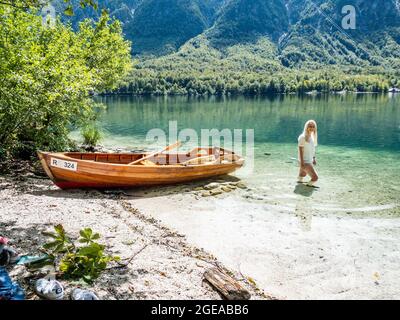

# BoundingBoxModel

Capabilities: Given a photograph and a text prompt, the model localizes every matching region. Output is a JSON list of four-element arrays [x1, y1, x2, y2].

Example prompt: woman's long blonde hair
[[303, 120, 318, 146]]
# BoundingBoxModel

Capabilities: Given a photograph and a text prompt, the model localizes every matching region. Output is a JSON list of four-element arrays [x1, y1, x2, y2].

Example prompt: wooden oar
[[128, 141, 182, 165]]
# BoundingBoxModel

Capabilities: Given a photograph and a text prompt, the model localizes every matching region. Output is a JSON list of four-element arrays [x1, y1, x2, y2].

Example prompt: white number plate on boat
[[50, 158, 78, 171]]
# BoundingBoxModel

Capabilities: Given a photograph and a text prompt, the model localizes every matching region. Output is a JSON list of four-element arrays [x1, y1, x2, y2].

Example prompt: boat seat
[[138, 160, 157, 166], [181, 155, 217, 166]]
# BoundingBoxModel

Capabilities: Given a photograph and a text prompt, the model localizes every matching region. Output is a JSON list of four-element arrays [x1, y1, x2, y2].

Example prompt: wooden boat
[[37, 144, 244, 190]]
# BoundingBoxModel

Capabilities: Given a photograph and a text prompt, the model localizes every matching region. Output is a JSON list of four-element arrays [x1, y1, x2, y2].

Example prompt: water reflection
[[95, 94, 400, 151]]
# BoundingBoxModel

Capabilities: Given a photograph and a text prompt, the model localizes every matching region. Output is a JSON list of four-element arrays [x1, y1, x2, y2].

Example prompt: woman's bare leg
[[304, 164, 318, 182], [298, 167, 307, 182]]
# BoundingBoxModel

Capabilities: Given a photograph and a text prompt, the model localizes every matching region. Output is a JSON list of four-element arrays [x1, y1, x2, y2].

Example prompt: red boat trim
[[55, 181, 125, 190]]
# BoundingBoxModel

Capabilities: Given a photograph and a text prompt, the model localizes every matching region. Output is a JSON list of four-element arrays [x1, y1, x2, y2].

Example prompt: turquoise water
[[73, 94, 400, 216]]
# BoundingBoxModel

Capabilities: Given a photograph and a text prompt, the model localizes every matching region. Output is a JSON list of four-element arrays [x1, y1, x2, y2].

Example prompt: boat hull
[[37, 151, 244, 189]]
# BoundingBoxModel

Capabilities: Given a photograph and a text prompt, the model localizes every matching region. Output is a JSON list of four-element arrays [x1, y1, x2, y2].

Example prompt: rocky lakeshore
[[0, 169, 267, 300], [1, 147, 399, 300]]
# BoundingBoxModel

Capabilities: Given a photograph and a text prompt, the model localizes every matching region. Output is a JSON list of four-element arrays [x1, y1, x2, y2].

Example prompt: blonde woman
[[298, 120, 319, 187]]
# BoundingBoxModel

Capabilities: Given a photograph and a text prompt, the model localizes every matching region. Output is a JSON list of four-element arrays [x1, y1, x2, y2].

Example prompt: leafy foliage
[[0, 6, 132, 158], [81, 124, 103, 146], [43, 225, 120, 283]]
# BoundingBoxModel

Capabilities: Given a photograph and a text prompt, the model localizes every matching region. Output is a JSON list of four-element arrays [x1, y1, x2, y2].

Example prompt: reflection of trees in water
[[95, 94, 400, 151]]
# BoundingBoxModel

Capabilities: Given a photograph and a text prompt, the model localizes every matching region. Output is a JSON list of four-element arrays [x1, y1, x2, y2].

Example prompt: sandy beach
[[2, 162, 400, 300], [126, 173, 400, 300], [0, 173, 265, 300]]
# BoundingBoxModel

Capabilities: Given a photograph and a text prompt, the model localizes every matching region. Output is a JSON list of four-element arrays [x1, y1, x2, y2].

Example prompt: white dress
[[298, 134, 315, 164]]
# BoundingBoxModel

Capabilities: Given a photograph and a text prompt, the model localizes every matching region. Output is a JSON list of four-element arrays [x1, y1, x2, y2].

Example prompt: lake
[[76, 93, 400, 217], [71, 93, 400, 299]]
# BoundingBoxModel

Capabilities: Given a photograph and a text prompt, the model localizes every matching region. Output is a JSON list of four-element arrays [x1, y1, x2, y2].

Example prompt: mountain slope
[[207, 0, 289, 47], [126, 0, 224, 55], [54, 0, 400, 93], [148, 0, 400, 71], [54, 0, 140, 28], [54, 0, 400, 67], [280, 0, 400, 68], [119, 0, 399, 96]]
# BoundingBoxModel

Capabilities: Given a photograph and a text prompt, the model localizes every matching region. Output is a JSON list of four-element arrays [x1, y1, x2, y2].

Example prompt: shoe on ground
[[0, 249, 10, 267], [71, 288, 99, 300], [0, 247, 19, 267], [306, 181, 320, 188], [5, 247, 19, 264], [34, 278, 64, 300]]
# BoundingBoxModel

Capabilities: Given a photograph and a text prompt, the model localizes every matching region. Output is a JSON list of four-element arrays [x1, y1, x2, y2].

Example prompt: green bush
[[43, 225, 120, 283], [0, 147, 6, 162], [81, 125, 103, 147], [0, 6, 132, 159]]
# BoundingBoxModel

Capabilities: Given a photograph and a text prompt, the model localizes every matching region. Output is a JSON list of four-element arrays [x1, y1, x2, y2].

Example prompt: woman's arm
[[313, 143, 317, 165], [299, 146, 305, 167]]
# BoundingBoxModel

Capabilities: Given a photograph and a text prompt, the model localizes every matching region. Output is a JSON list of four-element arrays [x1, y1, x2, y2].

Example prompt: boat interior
[[63, 147, 241, 166]]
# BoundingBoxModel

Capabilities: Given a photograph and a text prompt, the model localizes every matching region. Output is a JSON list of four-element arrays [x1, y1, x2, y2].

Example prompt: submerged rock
[[236, 182, 247, 189], [210, 188, 223, 196], [204, 183, 220, 190], [221, 186, 232, 193], [201, 191, 212, 197]]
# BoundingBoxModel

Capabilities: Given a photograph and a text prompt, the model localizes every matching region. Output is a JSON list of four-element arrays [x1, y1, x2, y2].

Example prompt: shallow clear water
[[73, 94, 400, 217]]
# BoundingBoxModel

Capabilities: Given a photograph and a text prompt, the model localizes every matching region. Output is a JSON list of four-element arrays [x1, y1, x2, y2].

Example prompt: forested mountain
[[53, 0, 400, 94], [280, 0, 400, 68], [54, 0, 140, 28], [55, 0, 226, 55], [206, 0, 289, 47], [55, 0, 400, 65], [125, 0, 225, 55]]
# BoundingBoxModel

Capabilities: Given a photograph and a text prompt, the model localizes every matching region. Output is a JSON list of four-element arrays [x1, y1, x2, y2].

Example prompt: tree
[[0, 6, 132, 158]]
